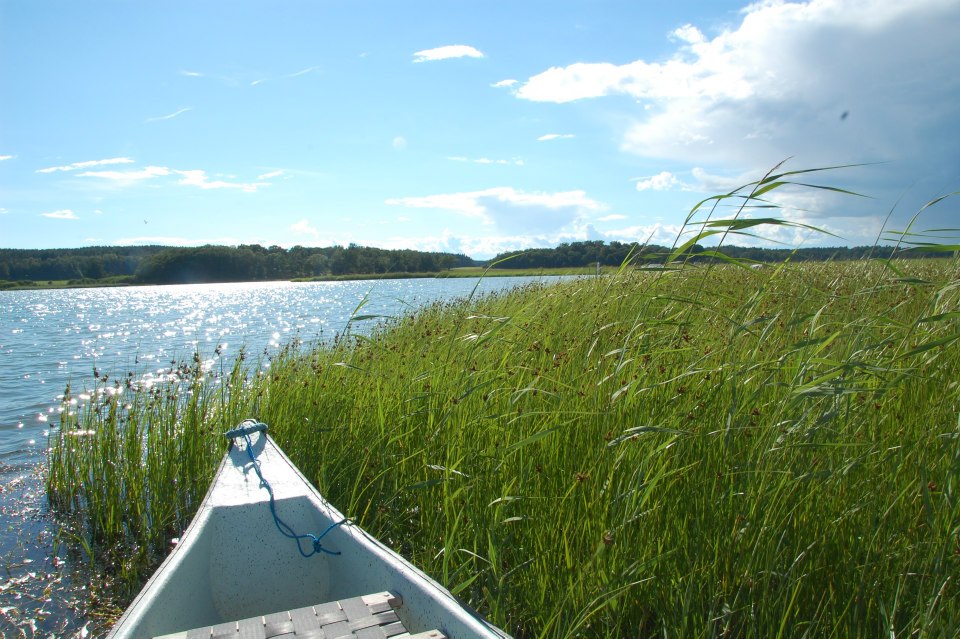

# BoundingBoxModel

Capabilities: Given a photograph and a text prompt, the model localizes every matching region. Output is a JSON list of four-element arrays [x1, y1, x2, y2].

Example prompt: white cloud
[[599, 223, 688, 247], [413, 45, 485, 63], [146, 107, 192, 122], [0, 154, 14, 161], [392, 136, 407, 150], [375, 221, 621, 260], [175, 169, 267, 192], [671, 24, 707, 45], [37, 157, 135, 173], [447, 156, 523, 166], [515, 0, 960, 227], [291, 219, 320, 239], [61, 161, 271, 192], [386, 186, 607, 235], [257, 169, 284, 180], [517, 60, 689, 104], [492, 79, 518, 88], [78, 166, 171, 181], [0, 208, 9, 214], [40, 209, 79, 220], [636, 171, 682, 191], [180, 70, 203, 77], [537, 133, 575, 142], [596, 214, 627, 222]]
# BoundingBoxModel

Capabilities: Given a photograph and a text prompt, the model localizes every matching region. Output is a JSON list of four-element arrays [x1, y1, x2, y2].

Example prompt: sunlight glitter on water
[[0, 276, 570, 635]]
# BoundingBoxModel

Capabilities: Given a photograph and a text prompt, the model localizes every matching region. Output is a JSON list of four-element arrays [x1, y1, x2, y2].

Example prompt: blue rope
[[240, 431, 350, 557]]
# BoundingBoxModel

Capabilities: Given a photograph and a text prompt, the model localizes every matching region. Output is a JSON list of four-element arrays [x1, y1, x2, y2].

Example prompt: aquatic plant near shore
[[47, 352, 260, 593], [47, 168, 960, 637]]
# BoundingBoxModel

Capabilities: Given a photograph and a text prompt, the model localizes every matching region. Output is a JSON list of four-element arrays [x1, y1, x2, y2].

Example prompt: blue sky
[[1, 0, 957, 259]]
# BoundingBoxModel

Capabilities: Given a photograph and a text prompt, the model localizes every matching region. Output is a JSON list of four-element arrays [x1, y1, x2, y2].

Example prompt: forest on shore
[[0, 240, 951, 288], [486, 240, 951, 269], [0, 244, 474, 287]]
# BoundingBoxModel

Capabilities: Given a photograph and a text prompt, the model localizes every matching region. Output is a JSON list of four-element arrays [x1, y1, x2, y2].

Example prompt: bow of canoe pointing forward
[[107, 421, 509, 639]]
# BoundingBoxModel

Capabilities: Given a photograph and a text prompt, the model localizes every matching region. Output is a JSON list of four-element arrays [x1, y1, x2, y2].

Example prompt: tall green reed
[[47, 166, 959, 637], [47, 352, 258, 595]]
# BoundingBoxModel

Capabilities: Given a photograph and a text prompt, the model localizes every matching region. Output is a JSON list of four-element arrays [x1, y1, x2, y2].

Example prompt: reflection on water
[[0, 276, 567, 637]]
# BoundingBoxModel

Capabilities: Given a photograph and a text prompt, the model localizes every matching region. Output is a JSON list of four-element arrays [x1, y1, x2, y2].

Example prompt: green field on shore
[[49, 255, 960, 637], [0, 275, 137, 290]]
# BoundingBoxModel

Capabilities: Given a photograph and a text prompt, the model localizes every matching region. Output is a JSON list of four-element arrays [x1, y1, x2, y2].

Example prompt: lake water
[[0, 277, 563, 637]]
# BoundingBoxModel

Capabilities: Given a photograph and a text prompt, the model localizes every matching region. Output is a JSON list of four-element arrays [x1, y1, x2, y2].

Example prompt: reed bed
[[48, 172, 960, 637], [49, 258, 960, 637]]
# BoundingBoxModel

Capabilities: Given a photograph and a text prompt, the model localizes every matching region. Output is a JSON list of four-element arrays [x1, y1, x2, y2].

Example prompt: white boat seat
[[152, 591, 446, 639]]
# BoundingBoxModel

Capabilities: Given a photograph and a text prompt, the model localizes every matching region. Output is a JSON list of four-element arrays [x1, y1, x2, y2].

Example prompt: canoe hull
[[107, 431, 507, 639]]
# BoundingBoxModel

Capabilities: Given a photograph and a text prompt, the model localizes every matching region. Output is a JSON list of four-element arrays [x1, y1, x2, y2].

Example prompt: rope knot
[[312, 537, 341, 556]]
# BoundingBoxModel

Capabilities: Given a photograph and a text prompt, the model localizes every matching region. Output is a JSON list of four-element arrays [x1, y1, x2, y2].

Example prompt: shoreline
[[0, 266, 607, 291]]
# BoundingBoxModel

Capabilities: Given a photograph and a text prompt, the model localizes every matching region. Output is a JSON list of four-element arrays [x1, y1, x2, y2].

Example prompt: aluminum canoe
[[107, 423, 509, 639]]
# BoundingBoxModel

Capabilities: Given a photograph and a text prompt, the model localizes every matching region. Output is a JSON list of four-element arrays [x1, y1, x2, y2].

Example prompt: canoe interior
[[107, 432, 506, 639]]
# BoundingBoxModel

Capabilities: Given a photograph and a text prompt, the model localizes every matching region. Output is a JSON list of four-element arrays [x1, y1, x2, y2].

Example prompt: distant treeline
[[134, 244, 474, 283], [1, 241, 952, 287], [0, 244, 475, 285], [0, 246, 168, 282], [488, 241, 954, 269]]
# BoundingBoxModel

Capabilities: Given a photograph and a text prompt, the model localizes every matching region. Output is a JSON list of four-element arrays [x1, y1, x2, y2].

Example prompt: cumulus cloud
[[671, 23, 707, 45], [375, 220, 625, 260], [37, 157, 135, 173], [614, 0, 960, 168], [291, 219, 321, 239], [492, 79, 518, 88], [146, 107, 192, 122], [635, 171, 682, 191], [413, 45, 484, 63], [515, 0, 960, 227], [598, 222, 688, 247], [386, 187, 607, 236], [40, 209, 79, 220], [537, 133, 575, 142]]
